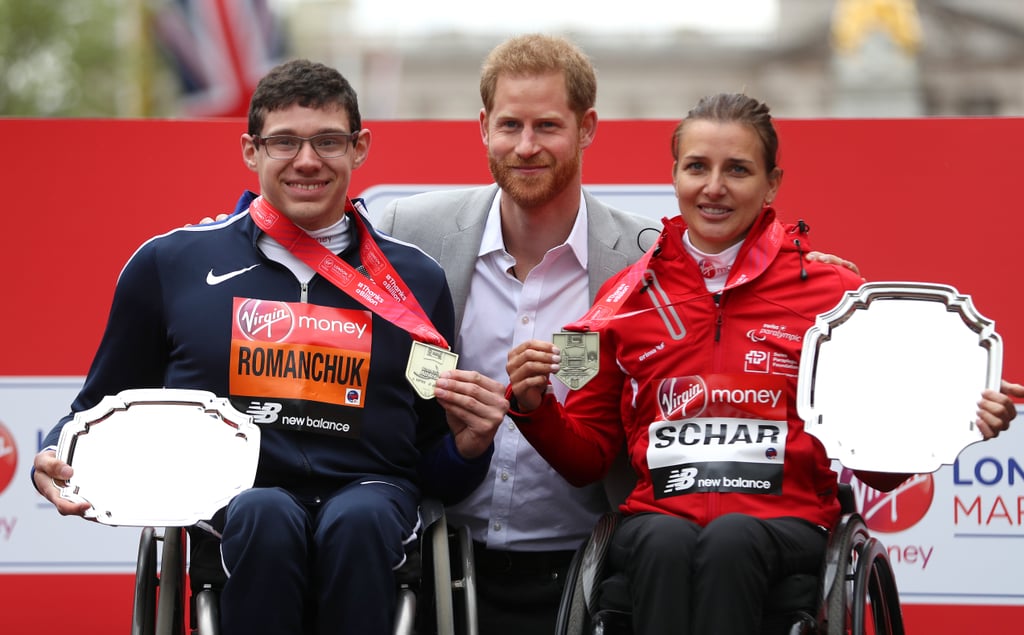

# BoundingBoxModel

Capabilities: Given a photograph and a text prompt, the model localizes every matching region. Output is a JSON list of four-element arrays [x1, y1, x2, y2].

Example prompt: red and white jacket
[[514, 209, 893, 530]]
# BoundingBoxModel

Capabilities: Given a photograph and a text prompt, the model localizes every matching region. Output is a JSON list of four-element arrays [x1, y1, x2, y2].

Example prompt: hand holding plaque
[[796, 282, 1002, 473], [56, 388, 261, 526]]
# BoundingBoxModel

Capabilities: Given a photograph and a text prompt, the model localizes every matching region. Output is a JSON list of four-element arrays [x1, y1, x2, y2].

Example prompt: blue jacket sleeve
[[407, 254, 494, 504], [419, 434, 494, 505]]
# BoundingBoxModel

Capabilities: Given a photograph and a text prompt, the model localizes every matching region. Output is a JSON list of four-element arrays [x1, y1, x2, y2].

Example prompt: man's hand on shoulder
[[185, 213, 230, 227], [805, 251, 862, 278]]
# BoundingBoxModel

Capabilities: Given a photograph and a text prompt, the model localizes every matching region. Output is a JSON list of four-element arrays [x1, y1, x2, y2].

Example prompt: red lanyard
[[562, 233, 664, 333], [563, 215, 783, 333], [249, 196, 450, 349]]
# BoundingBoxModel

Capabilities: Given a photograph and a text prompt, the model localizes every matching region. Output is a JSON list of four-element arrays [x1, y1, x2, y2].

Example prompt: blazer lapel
[[584, 191, 633, 303], [438, 186, 497, 334]]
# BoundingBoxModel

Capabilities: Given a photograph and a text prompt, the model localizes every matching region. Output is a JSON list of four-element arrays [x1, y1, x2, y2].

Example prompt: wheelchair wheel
[[193, 587, 220, 635], [429, 508, 456, 634], [821, 514, 904, 635], [453, 524, 479, 635], [156, 527, 187, 635], [132, 526, 189, 635], [132, 527, 159, 635], [554, 546, 590, 635], [554, 512, 621, 635], [822, 513, 867, 635], [852, 536, 904, 635]]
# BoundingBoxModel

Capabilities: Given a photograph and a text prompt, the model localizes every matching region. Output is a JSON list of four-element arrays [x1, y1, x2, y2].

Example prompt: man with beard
[[374, 34, 655, 634], [375, 33, 861, 634]]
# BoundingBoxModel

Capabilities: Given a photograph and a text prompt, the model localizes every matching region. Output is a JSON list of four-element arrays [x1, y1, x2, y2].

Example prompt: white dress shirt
[[446, 190, 609, 551]]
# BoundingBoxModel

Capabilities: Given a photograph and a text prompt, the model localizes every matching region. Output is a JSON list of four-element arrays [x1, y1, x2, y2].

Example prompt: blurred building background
[[1, 0, 1022, 119]]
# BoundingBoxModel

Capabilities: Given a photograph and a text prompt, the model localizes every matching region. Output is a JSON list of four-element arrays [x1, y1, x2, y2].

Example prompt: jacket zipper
[[709, 291, 725, 520], [712, 292, 725, 343]]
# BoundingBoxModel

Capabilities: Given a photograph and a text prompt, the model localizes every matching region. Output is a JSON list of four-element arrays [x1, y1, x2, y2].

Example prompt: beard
[[488, 145, 581, 209]]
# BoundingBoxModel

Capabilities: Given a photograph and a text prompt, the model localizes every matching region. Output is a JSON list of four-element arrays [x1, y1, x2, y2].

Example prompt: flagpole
[[124, 0, 156, 117]]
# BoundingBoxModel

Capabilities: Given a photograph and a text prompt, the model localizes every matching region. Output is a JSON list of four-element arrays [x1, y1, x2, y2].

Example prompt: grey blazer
[[375, 184, 659, 335], [375, 185, 657, 507]]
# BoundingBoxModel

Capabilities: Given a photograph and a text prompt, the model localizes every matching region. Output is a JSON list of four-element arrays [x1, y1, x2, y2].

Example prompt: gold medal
[[552, 331, 599, 390], [405, 341, 459, 400]]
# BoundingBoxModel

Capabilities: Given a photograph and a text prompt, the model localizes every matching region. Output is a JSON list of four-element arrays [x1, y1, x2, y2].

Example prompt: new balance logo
[[245, 401, 282, 423]]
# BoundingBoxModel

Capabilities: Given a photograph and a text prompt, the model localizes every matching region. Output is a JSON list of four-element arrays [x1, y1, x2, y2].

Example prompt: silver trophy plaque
[[797, 282, 1002, 473], [56, 388, 261, 526]]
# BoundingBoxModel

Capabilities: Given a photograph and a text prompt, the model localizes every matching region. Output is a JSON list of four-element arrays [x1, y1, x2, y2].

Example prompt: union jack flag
[[153, 0, 287, 118]]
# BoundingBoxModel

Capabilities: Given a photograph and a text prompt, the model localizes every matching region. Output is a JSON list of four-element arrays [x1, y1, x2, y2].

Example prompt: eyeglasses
[[253, 132, 360, 160]]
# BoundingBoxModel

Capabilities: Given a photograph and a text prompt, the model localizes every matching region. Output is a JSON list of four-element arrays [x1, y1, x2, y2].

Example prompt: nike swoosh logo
[[206, 264, 260, 286]]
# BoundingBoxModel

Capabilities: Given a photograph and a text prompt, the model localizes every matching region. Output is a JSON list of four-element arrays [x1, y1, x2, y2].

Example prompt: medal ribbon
[[563, 213, 784, 333], [249, 195, 449, 349], [562, 234, 663, 333]]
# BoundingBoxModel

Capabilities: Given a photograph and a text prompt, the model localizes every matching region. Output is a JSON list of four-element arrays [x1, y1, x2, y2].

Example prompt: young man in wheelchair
[[505, 92, 1022, 634], [31, 59, 508, 634]]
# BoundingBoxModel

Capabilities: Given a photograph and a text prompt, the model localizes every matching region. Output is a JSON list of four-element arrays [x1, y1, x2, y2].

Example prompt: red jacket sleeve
[[510, 336, 629, 487]]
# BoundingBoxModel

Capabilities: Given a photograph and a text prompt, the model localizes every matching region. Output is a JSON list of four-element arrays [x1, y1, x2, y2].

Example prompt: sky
[[345, 0, 779, 35]]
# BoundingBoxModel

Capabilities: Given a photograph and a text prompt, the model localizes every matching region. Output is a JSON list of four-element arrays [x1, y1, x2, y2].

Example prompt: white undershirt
[[257, 215, 352, 283], [682, 230, 742, 293]]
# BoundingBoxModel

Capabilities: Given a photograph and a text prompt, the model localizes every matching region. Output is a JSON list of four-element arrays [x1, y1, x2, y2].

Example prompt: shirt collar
[[478, 188, 590, 269]]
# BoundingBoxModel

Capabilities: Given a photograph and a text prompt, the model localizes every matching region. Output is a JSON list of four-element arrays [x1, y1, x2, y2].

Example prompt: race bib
[[228, 298, 372, 438], [646, 374, 788, 498]]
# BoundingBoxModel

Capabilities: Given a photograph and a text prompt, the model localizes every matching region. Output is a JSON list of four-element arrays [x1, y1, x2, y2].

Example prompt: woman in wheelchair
[[505, 92, 1020, 635]]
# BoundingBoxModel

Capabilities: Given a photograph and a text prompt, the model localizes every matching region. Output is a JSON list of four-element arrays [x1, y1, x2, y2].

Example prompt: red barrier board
[[1, 117, 1021, 633]]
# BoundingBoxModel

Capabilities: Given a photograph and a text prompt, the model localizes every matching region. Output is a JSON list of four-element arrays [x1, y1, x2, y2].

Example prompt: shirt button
[[520, 315, 530, 325], [507, 422, 517, 431], [501, 471, 510, 481], [493, 522, 502, 531]]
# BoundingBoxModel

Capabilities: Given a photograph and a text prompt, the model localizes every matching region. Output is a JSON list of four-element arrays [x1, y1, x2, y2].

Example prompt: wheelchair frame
[[554, 486, 905, 635], [129, 499, 478, 635], [819, 511, 904, 635]]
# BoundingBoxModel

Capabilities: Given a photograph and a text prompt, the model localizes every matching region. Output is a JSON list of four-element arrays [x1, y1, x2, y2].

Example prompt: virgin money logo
[[697, 259, 729, 279], [841, 468, 934, 533], [657, 376, 707, 420], [236, 299, 295, 343], [0, 421, 17, 496]]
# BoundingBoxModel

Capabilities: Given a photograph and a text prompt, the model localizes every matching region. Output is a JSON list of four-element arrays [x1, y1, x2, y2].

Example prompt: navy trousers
[[219, 481, 418, 635]]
